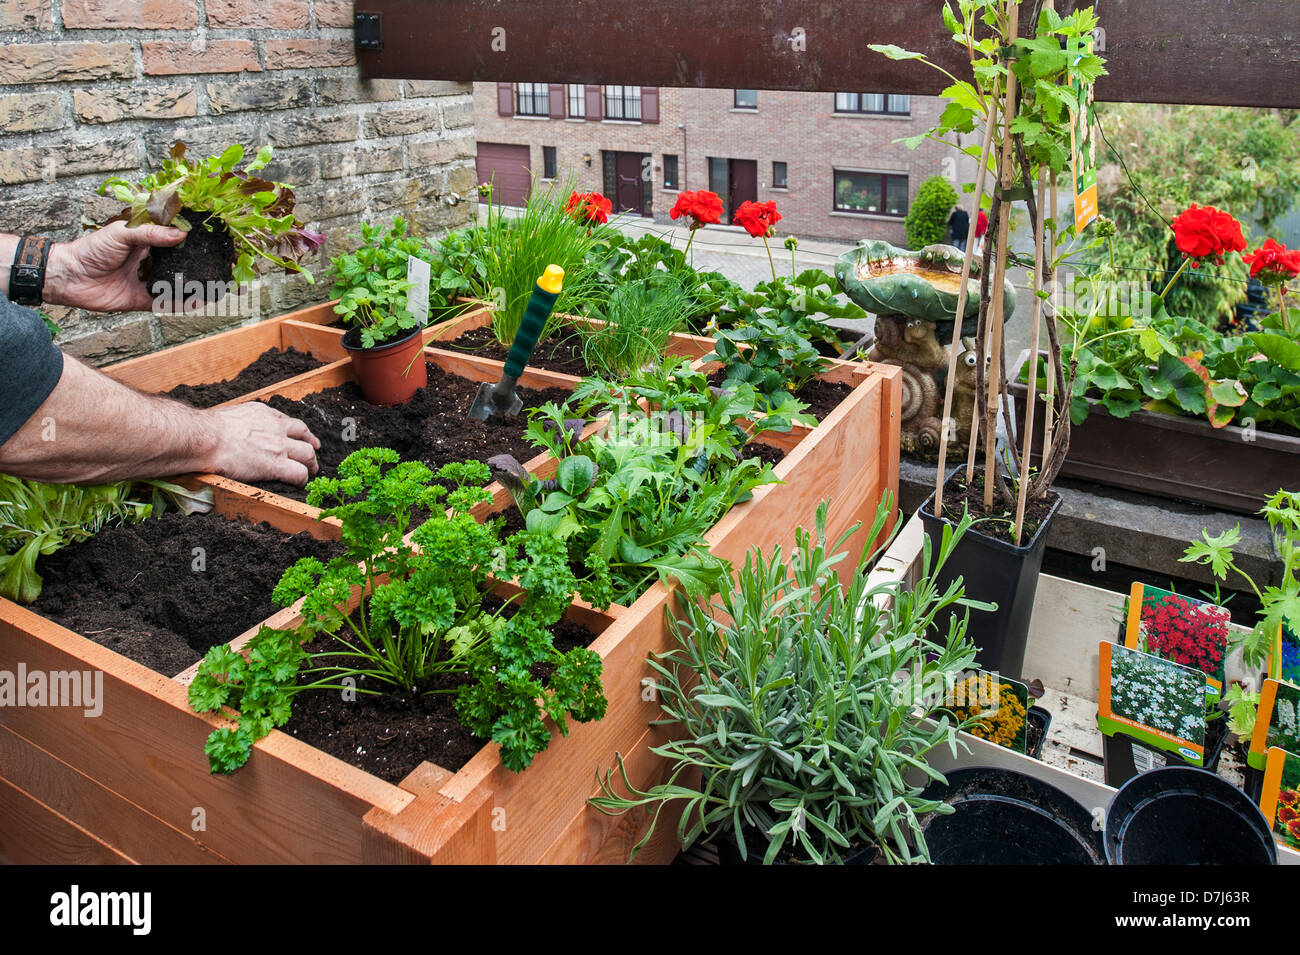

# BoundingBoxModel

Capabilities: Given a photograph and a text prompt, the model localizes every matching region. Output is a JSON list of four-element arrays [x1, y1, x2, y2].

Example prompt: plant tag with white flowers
[[1248, 679, 1300, 771], [1098, 641, 1208, 766], [406, 254, 431, 327]]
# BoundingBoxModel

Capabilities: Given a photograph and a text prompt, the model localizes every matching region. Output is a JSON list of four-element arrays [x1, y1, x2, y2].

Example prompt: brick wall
[[0, 1, 477, 365], [474, 84, 961, 246]]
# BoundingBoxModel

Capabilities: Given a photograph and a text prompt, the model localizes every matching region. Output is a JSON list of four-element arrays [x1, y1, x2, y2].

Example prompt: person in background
[[975, 208, 989, 256], [0, 223, 321, 485], [948, 205, 970, 251]]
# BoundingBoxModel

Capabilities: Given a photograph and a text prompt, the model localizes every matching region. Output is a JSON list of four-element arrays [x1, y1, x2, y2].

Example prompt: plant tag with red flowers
[[1248, 679, 1300, 772], [1123, 582, 1229, 706], [1259, 746, 1300, 851], [1098, 642, 1209, 765]]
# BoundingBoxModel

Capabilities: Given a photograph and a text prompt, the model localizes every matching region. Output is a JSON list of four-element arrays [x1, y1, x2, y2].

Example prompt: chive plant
[[462, 178, 608, 346], [582, 274, 690, 379]]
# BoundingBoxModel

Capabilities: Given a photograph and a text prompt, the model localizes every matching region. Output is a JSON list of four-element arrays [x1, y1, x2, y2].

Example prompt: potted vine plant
[[589, 497, 990, 865], [98, 142, 324, 305], [327, 220, 432, 405], [873, 0, 1107, 678]]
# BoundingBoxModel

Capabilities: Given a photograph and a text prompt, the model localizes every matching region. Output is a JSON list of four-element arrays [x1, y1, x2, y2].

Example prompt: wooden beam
[[357, 0, 1300, 108]]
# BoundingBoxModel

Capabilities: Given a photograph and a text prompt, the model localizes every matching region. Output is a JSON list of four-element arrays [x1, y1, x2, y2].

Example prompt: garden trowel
[[468, 264, 564, 420]]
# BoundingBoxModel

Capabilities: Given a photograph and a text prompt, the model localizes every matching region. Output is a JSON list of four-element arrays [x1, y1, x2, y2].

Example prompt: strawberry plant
[[328, 218, 473, 347], [703, 315, 829, 410], [188, 449, 606, 775], [99, 142, 324, 284]]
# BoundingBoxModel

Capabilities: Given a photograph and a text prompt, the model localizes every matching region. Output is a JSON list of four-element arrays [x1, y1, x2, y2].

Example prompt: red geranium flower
[[1171, 204, 1246, 268], [1243, 238, 1300, 288], [734, 199, 782, 239], [563, 191, 612, 225], [669, 190, 724, 231]]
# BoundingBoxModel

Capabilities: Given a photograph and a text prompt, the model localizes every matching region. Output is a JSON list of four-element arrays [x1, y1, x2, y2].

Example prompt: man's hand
[[43, 221, 185, 313], [204, 402, 322, 487]]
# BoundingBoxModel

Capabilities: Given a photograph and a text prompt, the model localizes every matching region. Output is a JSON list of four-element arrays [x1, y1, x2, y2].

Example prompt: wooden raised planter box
[[871, 511, 1300, 865], [0, 306, 901, 865], [1010, 379, 1300, 515]]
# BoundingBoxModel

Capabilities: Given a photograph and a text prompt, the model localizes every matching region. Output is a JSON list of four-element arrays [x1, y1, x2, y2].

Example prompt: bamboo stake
[[933, 107, 998, 519], [1042, 180, 1058, 489], [982, 0, 1019, 513], [1014, 164, 1048, 545]]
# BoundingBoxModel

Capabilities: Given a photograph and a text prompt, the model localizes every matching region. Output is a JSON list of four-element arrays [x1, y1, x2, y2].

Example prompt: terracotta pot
[[341, 325, 427, 406]]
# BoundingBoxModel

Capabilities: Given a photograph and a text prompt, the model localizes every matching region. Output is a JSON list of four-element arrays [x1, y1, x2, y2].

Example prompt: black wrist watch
[[10, 235, 53, 306]]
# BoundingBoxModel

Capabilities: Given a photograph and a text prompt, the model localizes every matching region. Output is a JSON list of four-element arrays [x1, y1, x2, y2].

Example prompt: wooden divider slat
[[0, 777, 133, 865], [0, 724, 230, 864]]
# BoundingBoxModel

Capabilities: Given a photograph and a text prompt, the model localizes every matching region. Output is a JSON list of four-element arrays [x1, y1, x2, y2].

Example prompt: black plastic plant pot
[[713, 828, 878, 866], [919, 470, 1063, 680], [919, 767, 1105, 864], [1100, 712, 1229, 788], [1027, 705, 1053, 760], [1105, 766, 1276, 865]]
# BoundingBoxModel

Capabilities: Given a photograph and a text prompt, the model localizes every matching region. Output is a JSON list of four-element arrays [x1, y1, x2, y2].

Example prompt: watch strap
[[11, 235, 53, 306]]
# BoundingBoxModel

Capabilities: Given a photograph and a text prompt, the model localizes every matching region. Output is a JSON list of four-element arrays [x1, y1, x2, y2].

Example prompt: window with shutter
[[603, 86, 641, 120], [514, 83, 549, 117], [567, 84, 585, 118]]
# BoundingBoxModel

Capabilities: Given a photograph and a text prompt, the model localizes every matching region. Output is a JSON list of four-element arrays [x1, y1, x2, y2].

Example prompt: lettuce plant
[[490, 360, 805, 607], [99, 142, 324, 284]]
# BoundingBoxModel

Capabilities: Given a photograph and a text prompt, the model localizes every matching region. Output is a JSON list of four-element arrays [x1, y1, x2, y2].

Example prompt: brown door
[[613, 151, 647, 216], [729, 159, 758, 214], [475, 142, 531, 206]]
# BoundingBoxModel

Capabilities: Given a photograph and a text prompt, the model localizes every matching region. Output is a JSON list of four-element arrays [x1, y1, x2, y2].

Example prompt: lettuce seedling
[[99, 142, 324, 285]]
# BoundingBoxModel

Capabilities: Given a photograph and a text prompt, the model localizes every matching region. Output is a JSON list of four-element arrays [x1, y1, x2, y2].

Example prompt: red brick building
[[474, 83, 963, 245]]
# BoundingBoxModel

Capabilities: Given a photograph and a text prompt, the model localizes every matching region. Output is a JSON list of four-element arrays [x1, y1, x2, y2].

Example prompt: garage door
[[476, 142, 531, 207]]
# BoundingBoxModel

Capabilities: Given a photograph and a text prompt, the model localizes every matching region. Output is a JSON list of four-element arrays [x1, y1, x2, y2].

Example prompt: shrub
[[904, 175, 959, 250]]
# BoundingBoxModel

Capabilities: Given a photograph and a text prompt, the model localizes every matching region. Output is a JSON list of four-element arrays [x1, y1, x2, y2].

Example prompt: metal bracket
[[354, 12, 383, 51]]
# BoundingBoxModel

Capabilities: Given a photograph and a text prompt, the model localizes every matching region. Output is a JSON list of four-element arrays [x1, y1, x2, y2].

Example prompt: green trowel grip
[[504, 283, 559, 379]]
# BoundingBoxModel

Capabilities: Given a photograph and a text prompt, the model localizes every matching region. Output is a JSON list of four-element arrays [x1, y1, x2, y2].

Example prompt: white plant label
[[406, 254, 431, 327]]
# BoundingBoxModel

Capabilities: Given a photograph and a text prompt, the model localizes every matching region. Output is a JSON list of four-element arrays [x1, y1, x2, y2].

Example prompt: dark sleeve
[[0, 295, 65, 446]]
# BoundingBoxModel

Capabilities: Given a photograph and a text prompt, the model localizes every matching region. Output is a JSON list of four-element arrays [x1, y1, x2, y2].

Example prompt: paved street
[[615, 216, 1037, 362]]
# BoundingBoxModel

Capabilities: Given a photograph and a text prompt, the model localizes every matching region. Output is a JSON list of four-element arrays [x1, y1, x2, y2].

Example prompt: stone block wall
[[0, 0, 477, 364]]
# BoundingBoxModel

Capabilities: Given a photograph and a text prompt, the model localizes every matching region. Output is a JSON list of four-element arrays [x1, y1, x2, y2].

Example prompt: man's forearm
[[0, 355, 219, 483]]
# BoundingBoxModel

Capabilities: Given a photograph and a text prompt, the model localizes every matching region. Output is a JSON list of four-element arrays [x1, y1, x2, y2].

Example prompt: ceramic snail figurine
[[836, 240, 1016, 456]]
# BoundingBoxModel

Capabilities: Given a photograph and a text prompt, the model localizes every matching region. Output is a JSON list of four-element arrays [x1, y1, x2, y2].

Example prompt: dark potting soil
[[941, 470, 1058, 547], [707, 372, 851, 422], [250, 365, 571, 502], [162, 347, 326, 408], [281, 597, 600, 782], [146, 209, 235, 304], [31, 511, 346, 676], [446, 325, 592, 378]]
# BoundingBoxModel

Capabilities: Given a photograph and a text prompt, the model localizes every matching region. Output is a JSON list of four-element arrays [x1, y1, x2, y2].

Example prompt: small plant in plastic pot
[[328, 220, 430, 406]]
